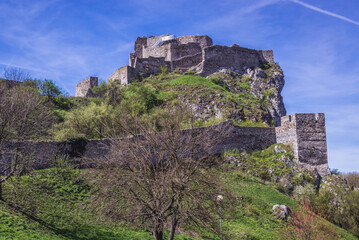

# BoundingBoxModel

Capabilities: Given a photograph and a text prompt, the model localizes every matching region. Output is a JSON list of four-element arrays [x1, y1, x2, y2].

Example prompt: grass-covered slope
[[0, 164, 356, 239]]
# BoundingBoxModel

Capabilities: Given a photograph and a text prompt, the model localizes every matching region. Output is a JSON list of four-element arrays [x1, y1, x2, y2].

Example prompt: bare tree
[[0, 82, 54, 199], [2, 67, 31, 82], [89, 105, 233, 240]]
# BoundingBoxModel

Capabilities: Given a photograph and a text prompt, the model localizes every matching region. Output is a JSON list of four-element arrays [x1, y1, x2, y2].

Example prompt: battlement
[[75, 77, 98, 97]]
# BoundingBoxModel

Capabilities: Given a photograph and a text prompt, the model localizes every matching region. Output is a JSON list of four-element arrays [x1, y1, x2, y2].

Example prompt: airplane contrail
[[291, 0, 359, 26]]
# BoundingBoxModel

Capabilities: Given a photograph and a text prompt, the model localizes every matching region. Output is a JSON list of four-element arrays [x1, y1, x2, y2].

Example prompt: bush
[[281, 199, 338, 240], [313, 175, 359, 236], [54, 102, 119, 140], [122, 84, 162, 114], [292, 184, 316, 202], [344, 172, 359, 188]]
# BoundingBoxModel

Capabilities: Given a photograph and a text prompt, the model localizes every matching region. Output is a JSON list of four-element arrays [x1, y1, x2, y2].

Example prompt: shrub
[[313, 175, 359, 236], [281, 199, 338, 240], [344, 172, 359, 188], [292, 184, 317, 202], [160, 65, 168, 75], [261, 63, 271, 70], [54, 102, 119, 140]]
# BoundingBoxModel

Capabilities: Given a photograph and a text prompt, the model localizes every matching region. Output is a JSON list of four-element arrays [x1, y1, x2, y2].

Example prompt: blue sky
[[0, 0, 358, 172]]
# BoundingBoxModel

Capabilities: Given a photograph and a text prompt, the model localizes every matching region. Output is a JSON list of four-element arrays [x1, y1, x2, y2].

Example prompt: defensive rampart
[[0, 114, 330, 176]]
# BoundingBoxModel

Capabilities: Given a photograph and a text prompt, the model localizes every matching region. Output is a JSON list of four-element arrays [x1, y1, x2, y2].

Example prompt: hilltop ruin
[[75, 34, 274, 96]]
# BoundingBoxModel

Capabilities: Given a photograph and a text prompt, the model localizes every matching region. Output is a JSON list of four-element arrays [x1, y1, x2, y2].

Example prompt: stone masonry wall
[[75, 77, 98, 97], [171, 53, 203, 71], [0, 115, 330, 176], [295, 113, 329, 175], [134, 35, 213, 62], [108, 66, 139, 85], [199, 45, 274, 76], [276, 115, 299, 160], [170, 42, 202, 60], [275, 113, 329, 176], [0, 122, 276, 172], [176, 35, 213, 48], [107, 34, 276, 85]]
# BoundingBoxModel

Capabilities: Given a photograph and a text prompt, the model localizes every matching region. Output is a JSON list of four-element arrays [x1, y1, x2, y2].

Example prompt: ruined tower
[[275, 113, 329, 176], [75, 77, 98, 97]]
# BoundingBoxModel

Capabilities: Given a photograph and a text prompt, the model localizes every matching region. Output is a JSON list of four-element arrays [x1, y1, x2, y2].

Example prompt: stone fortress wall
[[276, 113, 329, 175], [81, 34, 274, 88], [75, 34, 275, 94], [0, 114, 330, 176], [75, 77, 98, 97]]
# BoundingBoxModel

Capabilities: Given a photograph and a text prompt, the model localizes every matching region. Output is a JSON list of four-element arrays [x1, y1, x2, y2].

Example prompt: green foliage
[[186, 69, 195, 75], [235, 119, 268, 127], [24, 78, 67, 97], [160, 65, 168, 75], [54, 102, 118, 140], [91, 81, 108, 97], [264, 88, 275, 98], [0, 166, 356, 240], [1, 168, 153, 240], [121, 84, 163, 115], [313, 176, 359, 237], [166, 75, 225, 91], [219, 169, 296, 239], [224, 144, 294, 181], [292, 184, 317, 202], [344, 172, 359, 188], [261, 63, 271, 70]]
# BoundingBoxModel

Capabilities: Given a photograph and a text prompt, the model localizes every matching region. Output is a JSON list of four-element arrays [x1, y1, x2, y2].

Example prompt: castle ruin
[[75, 77, 98, 97], [0, 113, 330, 176], [109, 34, 274, 84], [64, 35, 330, 176], [75, 34, 275, 94]]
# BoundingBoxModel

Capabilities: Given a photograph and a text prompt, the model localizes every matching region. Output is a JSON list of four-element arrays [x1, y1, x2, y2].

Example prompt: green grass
[[221, 170, 295, 239], [0, 164, 356, 239], [165, 75, 225, 92], [0, 168, 198, 240]]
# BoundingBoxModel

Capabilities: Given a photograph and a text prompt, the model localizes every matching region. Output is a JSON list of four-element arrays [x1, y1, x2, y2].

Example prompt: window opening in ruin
[[311, 147, 316, 154]]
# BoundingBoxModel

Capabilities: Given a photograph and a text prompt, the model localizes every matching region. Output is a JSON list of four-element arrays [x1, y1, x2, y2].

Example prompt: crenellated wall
[[0, 114, 330, 176]]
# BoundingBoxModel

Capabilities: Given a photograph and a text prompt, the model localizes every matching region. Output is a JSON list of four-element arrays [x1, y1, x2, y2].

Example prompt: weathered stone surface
[[0, 122, 277, 171], [272, 204, 290, 220], [276, 113, 330, 176], [244, 66, 286, 127], [0, 114, 330, 177], [198, 45, 273, 76], [75, 77, 98, 97], [108, 66, 139, 85], [107, 34, 274, 85]]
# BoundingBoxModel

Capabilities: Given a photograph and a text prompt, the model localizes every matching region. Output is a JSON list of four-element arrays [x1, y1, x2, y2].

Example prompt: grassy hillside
[[0, 165, 356, 239]]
